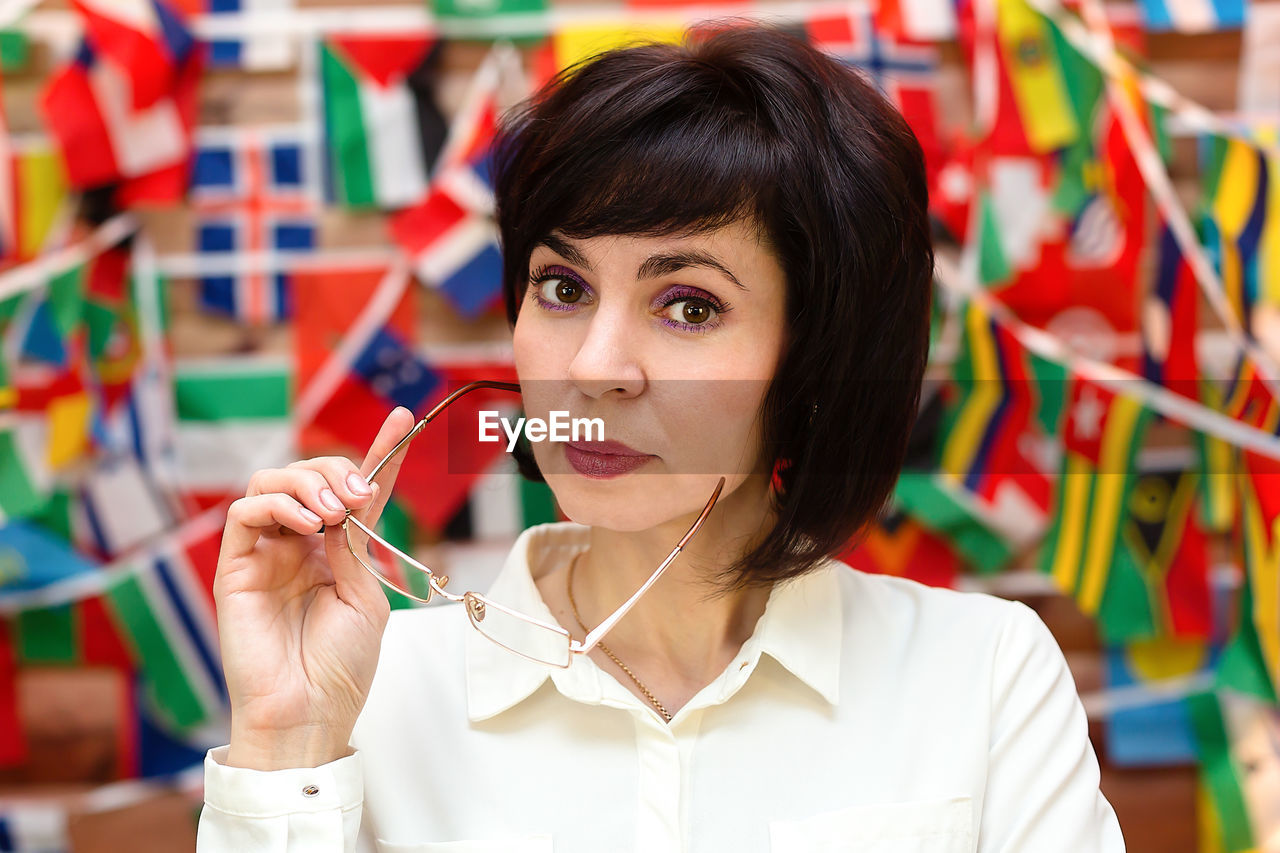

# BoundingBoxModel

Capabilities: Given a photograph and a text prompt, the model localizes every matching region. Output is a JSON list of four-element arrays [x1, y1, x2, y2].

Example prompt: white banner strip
[[934, 253, 1280, 462]]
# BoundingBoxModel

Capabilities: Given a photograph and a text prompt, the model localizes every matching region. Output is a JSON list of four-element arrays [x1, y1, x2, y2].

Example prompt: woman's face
[[511, 219, 789, 531]]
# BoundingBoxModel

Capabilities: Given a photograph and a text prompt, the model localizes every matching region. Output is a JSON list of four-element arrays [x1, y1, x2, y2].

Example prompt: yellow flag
[[46, 392, 91, 469], [17, 147, 67, 260], [996, 0, 1078, 153], [554, 21, 686, 74]]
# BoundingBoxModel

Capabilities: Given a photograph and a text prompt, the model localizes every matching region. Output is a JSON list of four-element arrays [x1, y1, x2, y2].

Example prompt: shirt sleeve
[[196, 745, 370, 853], [979, 600, 1127, 853]]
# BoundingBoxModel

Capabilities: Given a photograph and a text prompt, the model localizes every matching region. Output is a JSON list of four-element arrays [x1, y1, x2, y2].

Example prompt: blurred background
[[0, 0, 1276, 850]]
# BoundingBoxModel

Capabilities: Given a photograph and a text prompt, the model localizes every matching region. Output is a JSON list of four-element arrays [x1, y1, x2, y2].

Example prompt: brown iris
[[556, 280, 583, 303]]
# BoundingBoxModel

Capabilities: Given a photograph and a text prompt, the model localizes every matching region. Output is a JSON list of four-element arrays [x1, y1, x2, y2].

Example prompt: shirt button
[[302, 785, 320, 798]]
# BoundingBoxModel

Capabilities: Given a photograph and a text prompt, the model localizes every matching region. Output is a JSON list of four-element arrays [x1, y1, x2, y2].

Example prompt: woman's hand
[[214, 407, 416, 770]]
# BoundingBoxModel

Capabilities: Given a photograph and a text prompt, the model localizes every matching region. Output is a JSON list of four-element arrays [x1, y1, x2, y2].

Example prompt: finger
[[324, 484, 392, 616], [247, 465, 350, 528], [356, 407, 417, 525], [221, 494, 324, 560], [291, 456, 375, 510]]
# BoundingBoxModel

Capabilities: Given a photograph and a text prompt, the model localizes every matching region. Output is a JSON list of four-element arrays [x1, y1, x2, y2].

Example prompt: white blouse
[[197, 521, 1126, 852]]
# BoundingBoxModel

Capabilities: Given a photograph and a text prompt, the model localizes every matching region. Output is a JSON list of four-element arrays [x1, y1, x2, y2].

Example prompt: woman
[[197, 22, 1125, 852]]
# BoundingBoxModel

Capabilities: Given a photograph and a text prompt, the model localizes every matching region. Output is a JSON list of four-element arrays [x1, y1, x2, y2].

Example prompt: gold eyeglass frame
[[342, 379, 727, 668]]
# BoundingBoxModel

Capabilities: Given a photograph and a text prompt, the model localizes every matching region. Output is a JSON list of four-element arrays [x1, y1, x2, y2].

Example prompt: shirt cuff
[[203, 745, 363, 818]]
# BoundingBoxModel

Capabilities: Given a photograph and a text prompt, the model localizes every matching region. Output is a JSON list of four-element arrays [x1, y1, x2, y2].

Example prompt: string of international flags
[[0, 0, 1275, 847]]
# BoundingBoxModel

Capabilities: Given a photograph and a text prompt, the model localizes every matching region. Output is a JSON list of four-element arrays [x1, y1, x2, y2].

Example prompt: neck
[[536, 473, 778, 715]]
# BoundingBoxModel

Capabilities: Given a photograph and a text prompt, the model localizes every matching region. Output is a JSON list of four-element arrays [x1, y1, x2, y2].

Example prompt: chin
[[543, 469, 743, 533]]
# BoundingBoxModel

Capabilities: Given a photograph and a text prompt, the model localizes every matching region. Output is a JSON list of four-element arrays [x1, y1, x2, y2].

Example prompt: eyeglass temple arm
[[576, 476, 725, 653], [365, 380, 522, 483]]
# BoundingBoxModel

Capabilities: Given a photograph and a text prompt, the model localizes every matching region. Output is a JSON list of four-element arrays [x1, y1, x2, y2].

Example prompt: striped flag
[[390, 47, 510, 318], [319, 35, 447, 210], [103, 525, 226, 733], [1201, 134, 1271, 327], [1141, 221, 1200, 401], [0, 139, 68, 266], [1098, 465, 1213, 642], [1039, 375, 1153, 618], [70, 0, 196, 111], [39, 39, 190, 190], [79, 453, 173, 558], [1136, 0, 1246, 32], [191, 130, 317, 324], [934, 301, 1058, 550], [172, 357, 294, 497], [1187, 690, 1266, 852], [996, 0, 1078, 153], [0, 418, 51, 522], [204, 0, 296, 71]]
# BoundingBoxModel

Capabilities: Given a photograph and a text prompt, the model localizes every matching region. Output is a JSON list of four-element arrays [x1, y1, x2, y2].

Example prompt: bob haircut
[[490, 21, 934, 592]]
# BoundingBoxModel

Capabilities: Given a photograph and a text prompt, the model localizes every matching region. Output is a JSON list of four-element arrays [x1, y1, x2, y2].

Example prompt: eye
[[656, 285, 730, 333], [662, 299, 715, 325], [528, 264, 591, 311], [540, 277, 585, 304]]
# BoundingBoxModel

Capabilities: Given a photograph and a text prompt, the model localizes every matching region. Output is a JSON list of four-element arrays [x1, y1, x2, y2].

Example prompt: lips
[[565, 439, 648, 457], [563, 439, 656, 478]]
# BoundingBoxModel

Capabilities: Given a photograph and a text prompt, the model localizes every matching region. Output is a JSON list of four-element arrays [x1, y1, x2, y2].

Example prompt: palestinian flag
[[319, 35, 447, 211], [1039, 375, 1153, 618]]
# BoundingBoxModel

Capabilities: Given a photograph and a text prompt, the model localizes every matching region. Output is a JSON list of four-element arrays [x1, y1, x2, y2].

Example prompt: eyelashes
[[525, 264, 732, 333]]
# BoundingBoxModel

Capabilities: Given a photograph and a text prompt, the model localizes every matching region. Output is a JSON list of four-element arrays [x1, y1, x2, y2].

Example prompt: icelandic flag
[[191, 132, 316, 323]]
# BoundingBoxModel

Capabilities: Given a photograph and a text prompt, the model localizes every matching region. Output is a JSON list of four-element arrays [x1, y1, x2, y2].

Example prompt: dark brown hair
[[490, 21, 934, 591]]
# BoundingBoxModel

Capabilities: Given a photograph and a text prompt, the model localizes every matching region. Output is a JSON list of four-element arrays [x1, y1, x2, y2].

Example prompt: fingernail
[[348, 473, 372, 496], [299, 507, 323, 525], [320, 489, 345, 512]]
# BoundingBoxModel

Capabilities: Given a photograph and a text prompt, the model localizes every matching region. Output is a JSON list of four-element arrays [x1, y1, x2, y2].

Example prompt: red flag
[[0, 619, 27, 766], [840, 513, 961, 588], [71, 0, 195, 111]]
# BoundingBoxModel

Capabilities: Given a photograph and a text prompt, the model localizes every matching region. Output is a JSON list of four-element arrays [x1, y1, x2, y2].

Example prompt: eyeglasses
[[343, 379, 726, 668]]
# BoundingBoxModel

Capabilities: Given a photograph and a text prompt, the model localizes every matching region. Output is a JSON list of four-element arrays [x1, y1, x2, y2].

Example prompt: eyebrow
[[535, 233, 748, 292]]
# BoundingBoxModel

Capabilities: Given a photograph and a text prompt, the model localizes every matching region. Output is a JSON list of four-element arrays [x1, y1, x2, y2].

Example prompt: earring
[[808, 401, 819, 426]]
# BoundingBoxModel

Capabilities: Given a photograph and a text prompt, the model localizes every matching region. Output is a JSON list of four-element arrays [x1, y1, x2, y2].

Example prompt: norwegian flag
[[803, 10, 943, 181], [190, 128, 317, 324], [389, 47, 510, 319]]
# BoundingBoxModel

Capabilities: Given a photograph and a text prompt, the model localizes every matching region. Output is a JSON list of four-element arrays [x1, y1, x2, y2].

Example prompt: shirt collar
[[465, 521, 843, 722]]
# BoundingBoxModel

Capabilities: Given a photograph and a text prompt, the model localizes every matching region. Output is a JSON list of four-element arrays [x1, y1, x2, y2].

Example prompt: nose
[[567, 301, 645, 400]]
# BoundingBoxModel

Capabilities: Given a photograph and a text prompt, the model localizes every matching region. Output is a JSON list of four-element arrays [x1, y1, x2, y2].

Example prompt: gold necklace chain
[[566, 551, 673, 723]]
